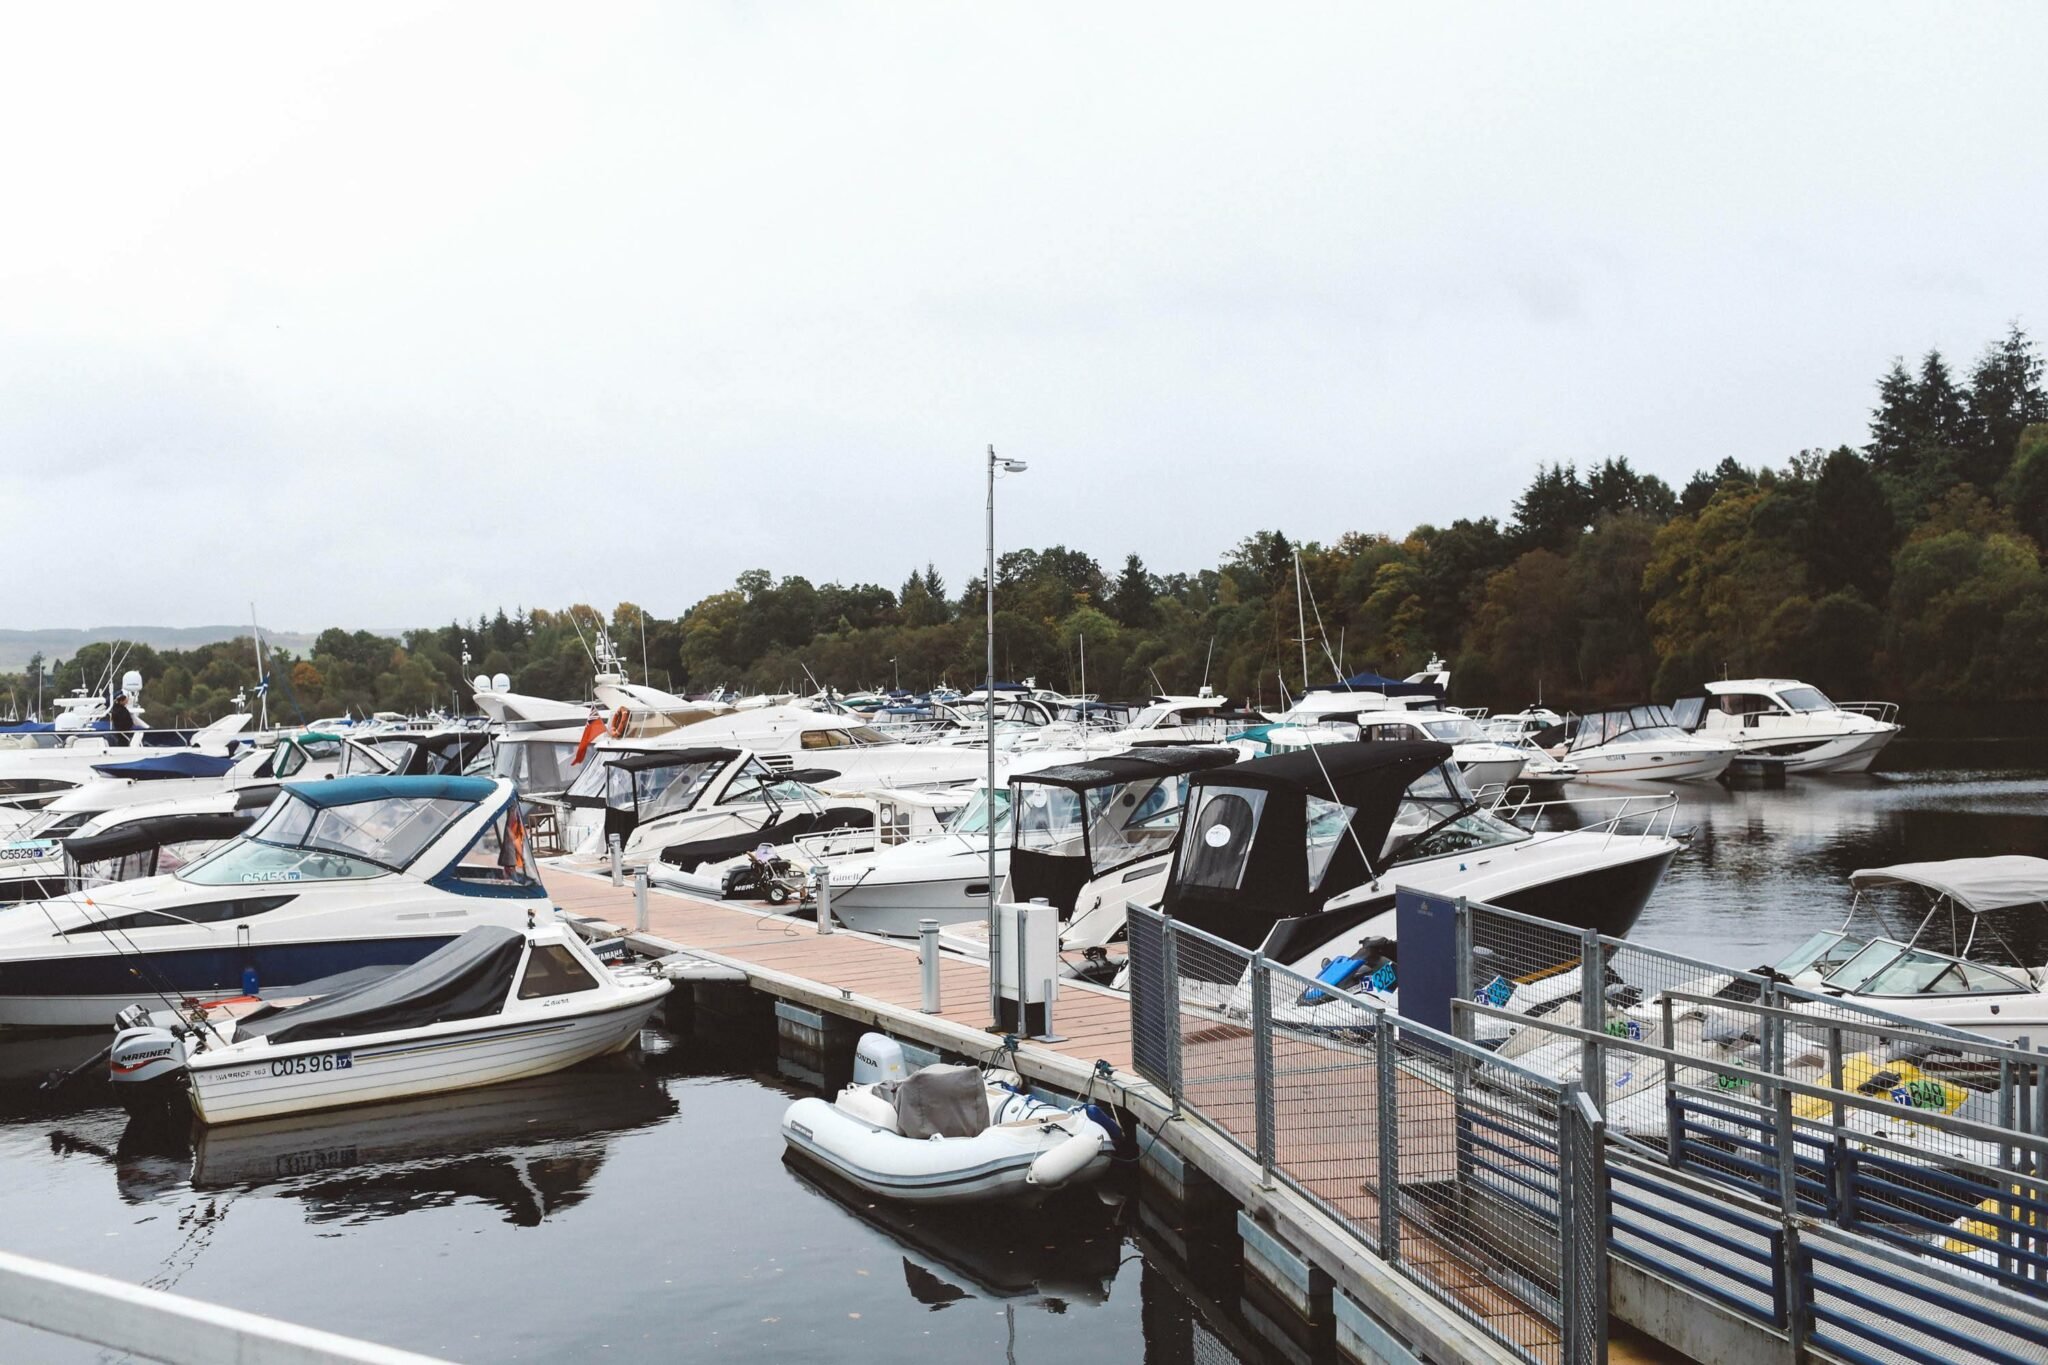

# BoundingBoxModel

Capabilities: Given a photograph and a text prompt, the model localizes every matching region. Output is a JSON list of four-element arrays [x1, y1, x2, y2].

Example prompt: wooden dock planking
[[541, 866, 1564, 1360]]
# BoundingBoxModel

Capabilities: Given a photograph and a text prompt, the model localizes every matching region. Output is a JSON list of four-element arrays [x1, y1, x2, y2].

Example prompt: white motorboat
[[1560, 705, 1737, 781], [1347, 710, 1529, 792], [3, 789, 275, 903], [175, 922, 670, 1124], [780, 1034, 1114, 1204], [822, 786, 1015, 936], [0, 774, 550, 1027], [0, 712, 255, 818], [1674, 679, 1901, 774]]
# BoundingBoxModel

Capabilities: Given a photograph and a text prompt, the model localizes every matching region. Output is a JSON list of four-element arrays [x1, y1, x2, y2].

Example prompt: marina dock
[[544, 866, 1647, 1365]]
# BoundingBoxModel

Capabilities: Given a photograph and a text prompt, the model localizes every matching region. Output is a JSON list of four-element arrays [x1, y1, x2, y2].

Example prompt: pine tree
[[1965, 324, 2048, 491], [1867, 359, 1918, 472], [1110, 553, 1156, 627], [1508, 463, 1595, 553], [1916, 350, 1969, 453]]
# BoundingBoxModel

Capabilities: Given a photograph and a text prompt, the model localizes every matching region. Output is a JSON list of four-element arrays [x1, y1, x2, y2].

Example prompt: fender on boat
[[1027, 1129, 1099, 1188]]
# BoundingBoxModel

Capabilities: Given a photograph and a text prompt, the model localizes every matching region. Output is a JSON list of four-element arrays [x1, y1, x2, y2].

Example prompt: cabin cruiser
[[558, 746, 870, 865], [1345, 711, 1528, 791], [1559, 705, 1737, 782], [820, 786, 1015, 936], [606, 704, 994, 790], [1158, 741, 1678, 981], [1001, 746, 1243, 951], [1673, 679, 1901, 774], [1116, 693, 1267, 745], [0, 713, 255, 821], [167, 923, 670, 1124], [338, 727, 492, 778], [0, 775, 550, 1027], [2, 786, 280, 903]]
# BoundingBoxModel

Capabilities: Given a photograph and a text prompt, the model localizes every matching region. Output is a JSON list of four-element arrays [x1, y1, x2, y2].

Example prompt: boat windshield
[[1826, 941, 2030, 996], [1422, 717, 1478, 742], [1015, 786, 1086, 857], [1772, 930, 1868, 980], [181, 792, 476, 883], [1779, 686, 1834, 713], [1084, 776, 1193, 874], [608, 758, 724, 822], [1569, 706, 1685, 753], [951, 789, 1012, 836], [1382, 765, 1525, 866], [1305, 794, 1356, 889]]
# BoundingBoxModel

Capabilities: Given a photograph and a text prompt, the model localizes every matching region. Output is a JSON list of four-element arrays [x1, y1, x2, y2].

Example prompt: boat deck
[[538, 866, 1690, 1363]]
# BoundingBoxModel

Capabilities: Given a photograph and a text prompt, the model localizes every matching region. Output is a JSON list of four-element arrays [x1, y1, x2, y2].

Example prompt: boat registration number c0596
[[271, 1051, 353, 1077]]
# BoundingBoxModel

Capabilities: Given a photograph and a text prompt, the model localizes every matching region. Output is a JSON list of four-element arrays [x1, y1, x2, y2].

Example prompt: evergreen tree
[[1806, 447, 1895, 600], [1508, 463, 1595, 553], [1916, 349, 1969, 453], [1867, 358, 1919, 472], [1964, 324, 2048, 490], [1110, 553, 1156, 627]]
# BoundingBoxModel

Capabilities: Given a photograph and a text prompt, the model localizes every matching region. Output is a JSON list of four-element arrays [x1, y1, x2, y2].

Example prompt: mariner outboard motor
[[720, 844, 805, 905], [107, 1004, 193, 1116]]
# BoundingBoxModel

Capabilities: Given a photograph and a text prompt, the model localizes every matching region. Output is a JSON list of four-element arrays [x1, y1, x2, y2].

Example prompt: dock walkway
[[540, 866, 1571, 1364]]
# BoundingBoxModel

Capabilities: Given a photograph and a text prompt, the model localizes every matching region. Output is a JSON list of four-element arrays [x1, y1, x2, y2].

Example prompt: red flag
[[571, 714, 606, 766]]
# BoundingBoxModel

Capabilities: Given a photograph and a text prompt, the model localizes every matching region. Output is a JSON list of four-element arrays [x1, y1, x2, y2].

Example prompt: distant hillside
[[0, 626, 318, 671]]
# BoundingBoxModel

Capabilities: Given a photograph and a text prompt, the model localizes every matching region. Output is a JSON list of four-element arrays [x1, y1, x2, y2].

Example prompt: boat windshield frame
[[1381, 763, 1527, 867], [178, 790, 477, 883], [1821, 938, 2032, 997]]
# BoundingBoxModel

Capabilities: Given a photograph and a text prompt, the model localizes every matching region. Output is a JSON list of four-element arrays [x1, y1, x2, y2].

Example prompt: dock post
[[1250, 955, 1275, 1188], [815, 867, 834, 933], [633, 868, 648, 932], [1375, 1011, 1400, 1260], [1578, 927, 1604, 1114], [919, 919, 941, 1013], [608, 834, 622, 887], [1160, 914, 1183, 1115], [1452, 896, 1473, 1042]]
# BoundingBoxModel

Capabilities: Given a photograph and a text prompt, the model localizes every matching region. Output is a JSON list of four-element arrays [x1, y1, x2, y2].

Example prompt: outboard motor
[[851, 1032, 910, 1087], [109, 1008, 190, 1115]]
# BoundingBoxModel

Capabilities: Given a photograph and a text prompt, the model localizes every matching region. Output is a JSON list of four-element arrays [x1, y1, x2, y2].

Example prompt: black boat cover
[[661, 807, 871, 870], [237, 927, 525, 1045], [62, 811, 257, 866], [1015, 746, 1240, 792], [1163, 741, 1451, 952], [606, 748, 741, 773]]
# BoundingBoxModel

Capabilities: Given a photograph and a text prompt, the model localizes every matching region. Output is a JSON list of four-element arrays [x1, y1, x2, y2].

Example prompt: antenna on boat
[[249, 603, 271, 732], [1146, 665, 1168, 699], [639, 608, 651, 689], [1199, 637, 1215, 693]]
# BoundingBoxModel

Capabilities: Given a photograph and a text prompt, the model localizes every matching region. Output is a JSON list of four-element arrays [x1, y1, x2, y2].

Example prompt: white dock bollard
[[608, 834, 623, 887], [920, 918, 941, 1012], [633, 868, 648, 932]]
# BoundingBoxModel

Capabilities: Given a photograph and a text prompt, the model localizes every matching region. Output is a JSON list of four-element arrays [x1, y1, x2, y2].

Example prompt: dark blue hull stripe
[[0, 937, 456, 999]]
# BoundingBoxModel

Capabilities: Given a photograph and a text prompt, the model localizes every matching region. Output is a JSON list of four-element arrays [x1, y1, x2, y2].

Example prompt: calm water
[[0, 735, 2041, 1363]]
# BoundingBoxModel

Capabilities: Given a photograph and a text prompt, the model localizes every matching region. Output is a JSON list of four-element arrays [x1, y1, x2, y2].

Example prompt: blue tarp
[[0, 721, 54, 734], [1307, 670, 1443, 698], [92, 752, 239, 780]]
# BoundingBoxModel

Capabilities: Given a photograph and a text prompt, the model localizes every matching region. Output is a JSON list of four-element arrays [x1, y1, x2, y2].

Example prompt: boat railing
[[1834, 700, 1901, 725], [1402, 891, 2048, 1365], [1500, 790, 1680, 849], [1125, 903, 1609, 1365], [0, 1246, 451, 1364]]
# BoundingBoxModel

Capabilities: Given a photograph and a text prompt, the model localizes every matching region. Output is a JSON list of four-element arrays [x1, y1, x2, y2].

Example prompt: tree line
[[6, 327, 2044, 725]]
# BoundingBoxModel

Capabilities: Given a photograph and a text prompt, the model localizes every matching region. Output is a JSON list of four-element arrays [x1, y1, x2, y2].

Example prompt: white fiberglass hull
[[1733, 726, 1898, 774], [185, 988, 667, 1124], [827, 845, 1005, 937], [1457, 756, 1526, 790], [781, 1093, 1111, 1204], [1568, 744, 1733, 782]]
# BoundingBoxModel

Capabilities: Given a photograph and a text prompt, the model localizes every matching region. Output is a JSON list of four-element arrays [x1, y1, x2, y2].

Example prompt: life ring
[[608, 707, 630, 739]]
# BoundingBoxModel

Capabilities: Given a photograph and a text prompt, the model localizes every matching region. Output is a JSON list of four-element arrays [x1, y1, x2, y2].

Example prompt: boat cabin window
[[1778, 686, 1833, 713], [1178, 786, 1265, 891], [270, 741, 308, 779], [1716, 692, 1779, 717], [516, 943, 600, 999], [57, 895, 294, 935], [179, 793, 475, 883], [447, 806, 535, 886], [800, 729, 853, 749], [1305, 795, 1356, 890], [492, 740, 587, 794], [1015, 786, 1087, 857], [1085, 776, 1192, 872], [1422, 717, 1479, 743], [1361, 722, 1418, 743]]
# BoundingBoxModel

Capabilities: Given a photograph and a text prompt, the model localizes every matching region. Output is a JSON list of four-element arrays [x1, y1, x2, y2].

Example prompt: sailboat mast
[[1294, 550, 1310, 691]]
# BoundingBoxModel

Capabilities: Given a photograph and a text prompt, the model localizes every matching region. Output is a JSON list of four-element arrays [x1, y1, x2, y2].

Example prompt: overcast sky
[[5, 3, 2045, 630]]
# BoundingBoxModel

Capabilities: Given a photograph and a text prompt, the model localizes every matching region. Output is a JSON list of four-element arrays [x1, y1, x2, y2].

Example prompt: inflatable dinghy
[[781, 1034, 1115, 1204]]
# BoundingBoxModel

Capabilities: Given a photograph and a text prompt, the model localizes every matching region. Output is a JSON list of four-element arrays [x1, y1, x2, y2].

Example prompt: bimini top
[[1018, 746, 1241, 791], [63, 810, 259, 864], [290, 775, 496, 809], [1849, 856, 2048, 914], [606, 747, 743, 773], [90, 751, 239, 780]]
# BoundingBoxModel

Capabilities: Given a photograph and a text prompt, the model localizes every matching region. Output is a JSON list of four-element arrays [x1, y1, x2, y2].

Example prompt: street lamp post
[[987, 443, 1027, 1026]]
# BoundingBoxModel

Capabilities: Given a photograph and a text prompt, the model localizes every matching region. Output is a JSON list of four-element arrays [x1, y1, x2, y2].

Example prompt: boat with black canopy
[[1159, 740, 1678, 982]]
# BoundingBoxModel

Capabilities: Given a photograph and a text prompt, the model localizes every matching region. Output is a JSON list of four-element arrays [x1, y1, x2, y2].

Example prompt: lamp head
[[1000, 458, 1029, 473]]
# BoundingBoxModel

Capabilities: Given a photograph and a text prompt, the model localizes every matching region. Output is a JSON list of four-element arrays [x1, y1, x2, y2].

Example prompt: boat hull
[[826, 867, 997, 937], [780, 1094, 1110, 1203], [184, 990, 668, 1125], [1737, 727, 1898, 773], [1568, 746, 1733, 781]]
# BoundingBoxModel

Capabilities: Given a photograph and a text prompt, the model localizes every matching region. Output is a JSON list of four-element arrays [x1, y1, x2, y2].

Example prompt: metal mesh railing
[[1126, 904, 1606, 1365]]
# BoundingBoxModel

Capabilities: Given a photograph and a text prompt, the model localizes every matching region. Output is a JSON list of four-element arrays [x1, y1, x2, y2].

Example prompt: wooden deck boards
[[540, 866, 1560, 1357]]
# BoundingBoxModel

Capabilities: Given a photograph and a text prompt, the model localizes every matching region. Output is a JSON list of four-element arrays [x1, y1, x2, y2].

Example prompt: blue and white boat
[[0, 775, 550, 1027]]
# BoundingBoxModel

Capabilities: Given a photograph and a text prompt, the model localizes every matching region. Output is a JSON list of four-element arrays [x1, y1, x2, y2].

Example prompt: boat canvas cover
[[1307, 669, 1442, 699], [62, 811, 256, 864], [883, 1065, 989, 1140], [236, 926, 525, 1045], [1017, 746, 1240, 792], [1849, 856, 2048, 914], [606, 748, 742, 773], [90, 752, 238, 780]]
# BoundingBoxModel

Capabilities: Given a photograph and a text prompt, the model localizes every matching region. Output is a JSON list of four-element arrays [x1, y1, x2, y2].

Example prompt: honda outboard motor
[[851, 1032, 910, 1086]]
